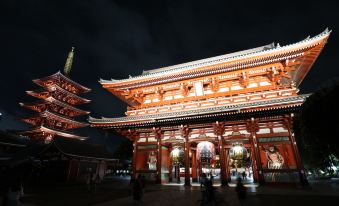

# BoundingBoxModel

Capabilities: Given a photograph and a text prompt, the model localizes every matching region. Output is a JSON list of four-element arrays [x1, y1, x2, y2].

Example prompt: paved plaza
[[8, 177, 339, 206], [94, 177, 339, 206]]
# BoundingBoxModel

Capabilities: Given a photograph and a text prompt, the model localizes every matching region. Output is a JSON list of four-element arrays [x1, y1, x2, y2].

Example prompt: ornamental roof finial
[[64, 47, 75, 77]]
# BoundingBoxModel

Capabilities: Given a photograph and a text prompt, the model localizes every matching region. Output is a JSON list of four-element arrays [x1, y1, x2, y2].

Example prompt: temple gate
[[90, 29, 331, 185]]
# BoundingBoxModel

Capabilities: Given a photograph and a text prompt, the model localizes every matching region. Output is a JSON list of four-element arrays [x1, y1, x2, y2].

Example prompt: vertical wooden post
[[214, 121, 227, 186], [224, 149, 231, 182], [66, 159, 72, 182], [156, 128, 162, 184], [184, 139, 191, 186], [250, 148, 258, 182], [247, 118, 264, 184], [191, 149, 198, 182], [176, 165, 181, 183], [132, 140, 137, 181], [180, 125, 191, 186], [218, 136, 227, 186], [285, 114, 308, 185], [169, 147, 173, 182]]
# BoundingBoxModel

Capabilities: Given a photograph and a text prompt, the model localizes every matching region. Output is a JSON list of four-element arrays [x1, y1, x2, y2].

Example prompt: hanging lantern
[[170, 146, 184, 165], [197, 141, 215, 164], [229, 143, 248, 160]]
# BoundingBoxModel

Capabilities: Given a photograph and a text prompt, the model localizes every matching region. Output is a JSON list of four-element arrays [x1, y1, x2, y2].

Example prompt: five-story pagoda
[[18, 48, 91, 143]]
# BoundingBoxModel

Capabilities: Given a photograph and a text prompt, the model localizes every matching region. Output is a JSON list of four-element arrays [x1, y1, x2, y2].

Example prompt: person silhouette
[[242, 171, 246, 180], [133, 174, 143, 201], [235, 177, 246, 200]]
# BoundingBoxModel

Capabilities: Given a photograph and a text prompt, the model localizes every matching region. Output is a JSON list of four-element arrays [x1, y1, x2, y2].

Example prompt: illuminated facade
[[18, 49, 91, 143], [90, 29, 331, 185]]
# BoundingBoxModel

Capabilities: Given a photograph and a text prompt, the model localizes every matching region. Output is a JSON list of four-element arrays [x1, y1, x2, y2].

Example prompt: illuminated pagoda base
[[90, 29, 331, 185]]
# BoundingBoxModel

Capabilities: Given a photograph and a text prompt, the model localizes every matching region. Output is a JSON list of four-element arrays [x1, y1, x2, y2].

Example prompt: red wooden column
[[247, 118, 264, 184], [132, 140, 137, 181], [285, 114, 308, 185], [250, 148, 258, 182], [218, 136, 228, 186], [181, 125, 191, 186], [169, 147, 173, 182], [224, 149, 230, 182], [184, 140, 191, 186], [155, 128, 162, 184], [191, 149, 198, 182], [214, 121, 227, 186]]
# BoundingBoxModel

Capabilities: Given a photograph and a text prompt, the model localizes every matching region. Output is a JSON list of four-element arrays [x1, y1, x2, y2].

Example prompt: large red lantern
[[197, 141, 215, 164]]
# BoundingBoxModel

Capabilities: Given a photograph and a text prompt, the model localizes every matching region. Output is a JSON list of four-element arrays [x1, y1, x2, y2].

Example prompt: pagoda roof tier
[[17, 126, 87, 140], [89, 94, 308, 129], [26, 84, 90, 105], [19, 97, 90, 117], [33, 71, 91, 94], [20, 110, 88, 130], [100, 29, 330, 90]]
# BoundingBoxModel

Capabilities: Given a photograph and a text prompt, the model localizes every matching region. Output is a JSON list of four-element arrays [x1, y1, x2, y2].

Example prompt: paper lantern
[[229, 143, 248, 160], [170, 146, 184, 165], [197, 141, 215, 164]]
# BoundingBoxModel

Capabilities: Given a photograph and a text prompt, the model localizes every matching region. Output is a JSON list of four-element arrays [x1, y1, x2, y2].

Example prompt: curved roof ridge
[[33, 71, 91, 93], [99, 29, 331, 84]]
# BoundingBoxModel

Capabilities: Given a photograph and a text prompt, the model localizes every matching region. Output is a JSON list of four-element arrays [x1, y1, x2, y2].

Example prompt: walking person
[[242, 171, 246, 180], [133, 174, 143, 202], [86, 172, 94, 192], [93, 174, 101, 192], [235, 177, 247, 205], [201, 178, 216, 205], [6, 182, 22, 206], [200, 173, 207, 188]]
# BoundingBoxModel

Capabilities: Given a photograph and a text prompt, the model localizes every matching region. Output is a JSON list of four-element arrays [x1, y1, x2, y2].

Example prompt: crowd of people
[[199, 171, 247, 205]]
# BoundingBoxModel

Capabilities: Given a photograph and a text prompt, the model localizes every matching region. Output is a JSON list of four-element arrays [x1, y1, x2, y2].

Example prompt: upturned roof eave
[[18, 126, 87, 140], [32, 71, 91, 93], [99, 29, 330, 87], [20, 110, 89, 127]]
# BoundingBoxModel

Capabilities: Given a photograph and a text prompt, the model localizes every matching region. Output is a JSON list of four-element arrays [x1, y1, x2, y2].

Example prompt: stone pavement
[[94, 184, 240, 206], [14, 178, 339, 206], [93, 178, 339, 206]]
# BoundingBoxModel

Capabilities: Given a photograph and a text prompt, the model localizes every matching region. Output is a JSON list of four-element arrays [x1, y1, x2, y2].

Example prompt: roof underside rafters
[[18, 126, 87, 139], [33, 71, 91, 94], [20, 110, 88, 128], [89, 94, 308, 128], [26, 84, 91, 105], [19, 97, 90, 116]]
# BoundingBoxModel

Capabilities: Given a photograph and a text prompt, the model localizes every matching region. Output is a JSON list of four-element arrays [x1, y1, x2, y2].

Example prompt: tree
[[113, 139, 133, 160], [294, 78, 339, 173]]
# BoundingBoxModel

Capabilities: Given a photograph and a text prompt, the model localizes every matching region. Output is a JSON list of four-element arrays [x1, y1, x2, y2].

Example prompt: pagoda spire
[[64, 47, 75, 77]]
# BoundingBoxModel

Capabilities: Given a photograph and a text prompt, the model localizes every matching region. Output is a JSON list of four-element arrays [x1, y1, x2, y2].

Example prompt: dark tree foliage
[[113, 139, 133, 160], [294, 79, 339, 172]]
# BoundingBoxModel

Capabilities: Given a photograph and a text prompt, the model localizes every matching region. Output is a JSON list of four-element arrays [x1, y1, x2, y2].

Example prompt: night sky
[[1, 0, 338, 152]]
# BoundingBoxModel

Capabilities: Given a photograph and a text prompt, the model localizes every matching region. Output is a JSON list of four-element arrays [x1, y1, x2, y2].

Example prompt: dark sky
[[0, 0, 338, 152]]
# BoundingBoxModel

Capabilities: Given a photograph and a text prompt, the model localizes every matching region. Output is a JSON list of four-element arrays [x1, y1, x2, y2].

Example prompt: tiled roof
[[21, 110, 89, 127], [100, 29, 330, 86], [0, 130, 29, 147], [33, 71, 91, 93], [18, 126, 87, 140], [19, 97, 90, 115]]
